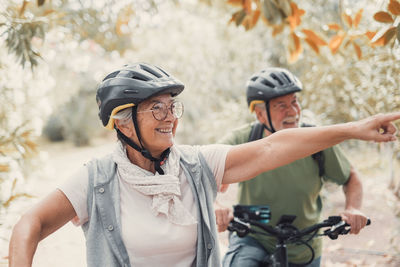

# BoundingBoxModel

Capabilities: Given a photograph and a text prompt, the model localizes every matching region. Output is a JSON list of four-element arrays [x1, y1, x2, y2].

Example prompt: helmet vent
[[141, 65, 162, 78], [131, 74, 149, 81], [102, 71, 120, 81], [260, 78, 275, 88], [250, 76, 257, 82], [270, 73, 284, 86], [281, 72, 292, 84], [156, 66, 170, 77]]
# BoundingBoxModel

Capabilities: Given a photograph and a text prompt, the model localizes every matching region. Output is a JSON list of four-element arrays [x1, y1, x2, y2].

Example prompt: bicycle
[[227, 204, 371, 267]]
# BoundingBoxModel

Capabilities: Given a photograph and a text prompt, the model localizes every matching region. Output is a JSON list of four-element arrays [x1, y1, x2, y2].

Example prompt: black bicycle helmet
[[246, 67, 302, 112], [246, 67, 302, 133], [96, 63, 184, 174], [96, 62, 184, 130]]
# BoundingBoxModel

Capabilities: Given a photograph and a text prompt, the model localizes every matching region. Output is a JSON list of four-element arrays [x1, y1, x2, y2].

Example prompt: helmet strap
[[263, 101, 276, 133], [115, 105, 170, 175]]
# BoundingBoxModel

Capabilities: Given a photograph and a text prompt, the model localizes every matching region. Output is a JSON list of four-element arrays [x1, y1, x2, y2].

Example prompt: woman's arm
[[222, 113, 400, 184], [9, 189, 76, 267]]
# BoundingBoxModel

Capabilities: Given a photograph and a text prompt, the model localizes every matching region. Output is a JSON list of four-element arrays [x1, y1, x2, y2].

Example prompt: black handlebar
[[228, 215, 371, 241], [227, 207, 371, 267]]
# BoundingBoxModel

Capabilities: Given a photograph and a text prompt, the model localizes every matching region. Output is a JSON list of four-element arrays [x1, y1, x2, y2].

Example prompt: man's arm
[[340, 167, 368, 234], [8, 189, 76, 267], [222, 113, 400, 184]]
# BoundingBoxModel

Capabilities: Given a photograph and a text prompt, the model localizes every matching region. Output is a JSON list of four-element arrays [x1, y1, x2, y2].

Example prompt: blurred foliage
[[0, 55, 50, 213], [225, 0, 400, 62], [0, 0, 161, 69], [43, 82, 98, 146]]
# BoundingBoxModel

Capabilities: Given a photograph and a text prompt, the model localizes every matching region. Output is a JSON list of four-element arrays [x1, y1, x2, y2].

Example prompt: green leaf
[[397, 23, 400, 43], [261, 0, 281, 24], [232, 9, 246, 26]]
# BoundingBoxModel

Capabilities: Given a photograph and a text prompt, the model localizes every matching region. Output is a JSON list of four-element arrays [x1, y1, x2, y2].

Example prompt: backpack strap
[[301, 123, 325, 177], [248, 122, 265, 142]]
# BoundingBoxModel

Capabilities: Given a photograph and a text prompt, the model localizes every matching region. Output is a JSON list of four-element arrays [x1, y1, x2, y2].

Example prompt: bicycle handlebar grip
[[344, 217, 371, 227]]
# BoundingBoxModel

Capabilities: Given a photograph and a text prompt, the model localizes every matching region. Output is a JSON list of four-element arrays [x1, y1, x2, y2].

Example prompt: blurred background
[[0, 0, 399, 266]]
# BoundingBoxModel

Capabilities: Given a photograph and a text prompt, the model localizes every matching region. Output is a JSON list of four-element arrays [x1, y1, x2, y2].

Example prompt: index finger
[[380, 112, 400, 123]]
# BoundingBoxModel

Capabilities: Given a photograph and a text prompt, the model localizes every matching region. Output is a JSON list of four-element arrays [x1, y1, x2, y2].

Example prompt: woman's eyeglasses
[[137, 101, 184, 121]]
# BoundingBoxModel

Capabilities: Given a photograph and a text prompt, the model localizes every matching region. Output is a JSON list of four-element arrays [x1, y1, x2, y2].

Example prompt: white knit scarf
[[112, 142, 197, 225]]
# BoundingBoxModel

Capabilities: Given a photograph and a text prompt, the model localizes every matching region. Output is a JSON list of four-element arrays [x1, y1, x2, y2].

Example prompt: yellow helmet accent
[[105, 103, 135, 130], [248, 100, 265, 113]]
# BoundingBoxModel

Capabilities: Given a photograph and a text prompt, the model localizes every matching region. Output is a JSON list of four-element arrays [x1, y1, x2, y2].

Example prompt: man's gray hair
[[254, 103, 266, 110]]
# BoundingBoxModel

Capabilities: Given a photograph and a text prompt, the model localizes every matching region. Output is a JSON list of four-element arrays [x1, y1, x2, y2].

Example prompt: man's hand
[[214, 204, 233, 233], [340, 208, 368, 234]]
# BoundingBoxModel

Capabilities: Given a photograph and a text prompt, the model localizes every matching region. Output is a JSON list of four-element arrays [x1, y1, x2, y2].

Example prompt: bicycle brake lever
[[228, 218, 252, 237], [324, 221, 348, 240], [330, 221, 346, 232]]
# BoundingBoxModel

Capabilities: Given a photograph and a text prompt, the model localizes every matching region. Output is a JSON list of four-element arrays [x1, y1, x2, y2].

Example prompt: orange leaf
[[388, 0, 400, 15], [272, 24, 285, 36], [244, 0, 252, 13], [328, 23, 342, 31], [304, 38, 319, 54], [287, 16, 297, 30], [0, 164, 10, 172], [302, 29, 327, 46], [373, 11, 394, 23], [243, 14, 258, 31], [371, 26, 396, 46], [353, 9, 363, 28], [329, 34, 345, 54], [365, 31, 377, 40], [343, 13, 352, 27], [19, 0, 29, 16], [251, 10, 260, 27], [242, 16, 251, 30], [227, 0, 243, 7], [289, 32, 303, 63], [287, 2, 305, 30], [353, 42, 362, 59]]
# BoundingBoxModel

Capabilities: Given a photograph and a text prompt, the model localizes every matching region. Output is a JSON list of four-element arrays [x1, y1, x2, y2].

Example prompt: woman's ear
[[115, 120, 133, 138]]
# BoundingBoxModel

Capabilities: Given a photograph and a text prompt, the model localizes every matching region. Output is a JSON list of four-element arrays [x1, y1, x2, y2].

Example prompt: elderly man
[[217, 67, 367, 267]]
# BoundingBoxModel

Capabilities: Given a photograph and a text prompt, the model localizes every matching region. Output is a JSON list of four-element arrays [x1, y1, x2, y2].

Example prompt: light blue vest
[[82, 145, 221, 267]]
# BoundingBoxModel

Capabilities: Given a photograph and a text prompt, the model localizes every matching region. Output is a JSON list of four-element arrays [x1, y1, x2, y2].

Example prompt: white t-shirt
[[59, 144, 231, 267]]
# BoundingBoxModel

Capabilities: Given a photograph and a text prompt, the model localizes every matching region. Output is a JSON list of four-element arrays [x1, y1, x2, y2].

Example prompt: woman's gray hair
[[112, 107, 132, 126], [112, 107, 133, 145]]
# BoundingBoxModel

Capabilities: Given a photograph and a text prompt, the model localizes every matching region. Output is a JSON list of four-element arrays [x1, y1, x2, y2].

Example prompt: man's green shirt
[[220, 122, 351, 263]]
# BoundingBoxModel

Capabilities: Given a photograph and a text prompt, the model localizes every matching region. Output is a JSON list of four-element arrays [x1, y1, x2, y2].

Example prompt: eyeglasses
[[137, 100, 184, 121], [271, 100, 300, 112]]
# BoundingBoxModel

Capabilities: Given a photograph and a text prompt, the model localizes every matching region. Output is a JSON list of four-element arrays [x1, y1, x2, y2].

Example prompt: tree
[[0, 0, 141, 216], [226, 0, 400, 62]]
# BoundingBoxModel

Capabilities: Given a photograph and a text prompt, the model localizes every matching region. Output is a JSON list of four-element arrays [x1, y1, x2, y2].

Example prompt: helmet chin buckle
[[141, 150, 152, 158]]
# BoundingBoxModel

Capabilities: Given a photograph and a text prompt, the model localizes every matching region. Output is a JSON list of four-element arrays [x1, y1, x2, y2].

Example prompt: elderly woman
[[9, 63, 400, 267]]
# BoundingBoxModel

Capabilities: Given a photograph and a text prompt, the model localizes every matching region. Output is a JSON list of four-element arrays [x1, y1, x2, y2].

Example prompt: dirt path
[[2, 140, 400, 266]]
